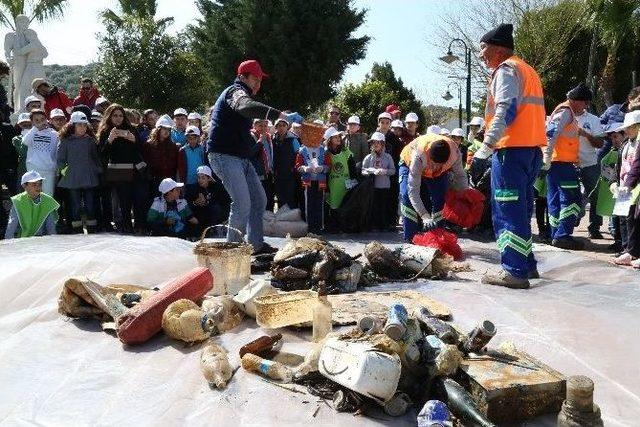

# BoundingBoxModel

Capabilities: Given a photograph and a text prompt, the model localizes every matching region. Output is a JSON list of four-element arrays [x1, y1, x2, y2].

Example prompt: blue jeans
[[208, 153, 266, 250], [578, 164, 602, 233], [68, 187, 97, 229]]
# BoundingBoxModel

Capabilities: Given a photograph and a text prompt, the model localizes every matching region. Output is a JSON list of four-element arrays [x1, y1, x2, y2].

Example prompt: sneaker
[[631, 258, 640, 269], [528, 269, 540, 279], [552, 237, 585, 250], [481, 269, 530, 289], [588, 230, 604, 239], [614, 252, 634, 266], [253, 242, 278, 256]]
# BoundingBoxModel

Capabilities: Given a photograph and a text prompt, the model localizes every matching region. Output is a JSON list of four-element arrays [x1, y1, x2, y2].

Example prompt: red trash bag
[[117, 267, 213, 345], [412, 229, 463, 260], [443, 188, 486, 229]]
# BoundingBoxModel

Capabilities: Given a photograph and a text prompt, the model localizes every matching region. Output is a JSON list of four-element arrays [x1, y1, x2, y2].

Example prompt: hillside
[[44, 63, 98, 97]]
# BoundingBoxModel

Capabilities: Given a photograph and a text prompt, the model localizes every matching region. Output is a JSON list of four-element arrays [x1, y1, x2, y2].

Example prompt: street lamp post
[[442, 81, 463, 128], [439, 38, 472, 126]]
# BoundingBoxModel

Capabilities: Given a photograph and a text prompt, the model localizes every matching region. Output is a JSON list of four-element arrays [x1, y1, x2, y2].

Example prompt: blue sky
[[23, 0, 471, 106]]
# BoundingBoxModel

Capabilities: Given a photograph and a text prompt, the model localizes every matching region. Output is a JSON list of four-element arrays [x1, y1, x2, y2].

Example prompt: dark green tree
[[330, 62, 425, 133], [188, 0, 369, 114]]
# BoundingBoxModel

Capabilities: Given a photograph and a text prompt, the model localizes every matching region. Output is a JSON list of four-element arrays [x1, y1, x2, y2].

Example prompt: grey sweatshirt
[[57, 134, 102, 189], [362, 151, 396, 188]]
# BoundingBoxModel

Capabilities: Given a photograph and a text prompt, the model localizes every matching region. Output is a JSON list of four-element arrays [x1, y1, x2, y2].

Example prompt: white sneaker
[[631, 258, 640, 269], [614, 252, 633, 266]]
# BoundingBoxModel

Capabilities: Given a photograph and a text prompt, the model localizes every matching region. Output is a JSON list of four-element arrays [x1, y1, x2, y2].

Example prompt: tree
[[95, 1, 213, 112], [0, 0, 66, 29], [330, 62, 425, 133], [188, 0, 369, 114]]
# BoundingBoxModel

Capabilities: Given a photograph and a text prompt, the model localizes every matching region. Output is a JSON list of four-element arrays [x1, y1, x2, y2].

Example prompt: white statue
[[4, 14, 48, 112]]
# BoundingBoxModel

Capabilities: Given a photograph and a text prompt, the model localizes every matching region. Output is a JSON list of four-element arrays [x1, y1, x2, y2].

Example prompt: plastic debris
[[241, 353, 294, 383], [200, 343, 234, 389], [161, 299, 213, 343]]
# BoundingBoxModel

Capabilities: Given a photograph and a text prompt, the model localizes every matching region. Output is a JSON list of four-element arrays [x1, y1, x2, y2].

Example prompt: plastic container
[[194, 226, 252, 296], [417, 400, 451, 427], [253, 290, 317, 328], [232, 280, 277, 318], [384, 303, 408, 341], [318, 337, 402, 404]]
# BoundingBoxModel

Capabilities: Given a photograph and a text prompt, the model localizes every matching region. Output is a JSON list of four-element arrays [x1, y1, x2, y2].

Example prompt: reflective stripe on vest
[[399, 134, 458, 178], [484, 56, 547, 149], [549, 101, 580, 163]]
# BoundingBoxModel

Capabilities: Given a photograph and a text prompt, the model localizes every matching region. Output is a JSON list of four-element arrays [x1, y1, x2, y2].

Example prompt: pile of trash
[[363, 241, 457, 281]]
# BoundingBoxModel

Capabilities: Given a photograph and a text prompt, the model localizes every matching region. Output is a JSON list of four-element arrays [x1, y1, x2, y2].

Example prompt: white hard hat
[[17, 113, 31, 124], [605, 122, 624, 133], [323, 127, 342, 140], [185, 125, 201, 136], [468, 116, 484, 126], [369, 131, 386, 142], [196, 165, 213, 178], [274, 117, 289, 127], [50, 108, 65, 119], [391, 119, 404, 128], [187, 112, 202, 121], [440, 128, 451, 136], [426, 125, 441, 135], [173, 107, 188, 117], [450, 128, 465, 137], [95, 96, 109, 105], [313, 119, 325, 125], [620, 111, 640, 129], [158, 178, 184, 194], [24, 95, 41, 106], [21, 170, 45, 185], [347, 115, 360, 125], [405, 112, 419, 123], [155, 114, 174, 129], [377, 112, 393, 121], [91, 110, 103, 121], [70, 111, 88, 124]]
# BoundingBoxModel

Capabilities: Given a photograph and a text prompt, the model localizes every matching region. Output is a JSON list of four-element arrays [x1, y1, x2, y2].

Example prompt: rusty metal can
[[462, 320, 496, 353]]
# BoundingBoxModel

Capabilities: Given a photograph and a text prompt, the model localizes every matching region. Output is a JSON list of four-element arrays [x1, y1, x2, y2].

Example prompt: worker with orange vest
[[476, 24, 547, 289], [398, 133, 467, 242], [541, 83, 592, 250]]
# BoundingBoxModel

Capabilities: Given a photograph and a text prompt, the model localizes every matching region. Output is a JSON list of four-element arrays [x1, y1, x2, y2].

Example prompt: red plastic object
[[412, 229, 463, 260], [116, 267, 213, 345], [443, 188, 486, 229]]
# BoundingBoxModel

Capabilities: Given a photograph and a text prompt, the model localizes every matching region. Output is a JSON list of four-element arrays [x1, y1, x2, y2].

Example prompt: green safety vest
[[327, 148, 353, 209], [596, 149, 618, 217], [11, 192, 59, 238]]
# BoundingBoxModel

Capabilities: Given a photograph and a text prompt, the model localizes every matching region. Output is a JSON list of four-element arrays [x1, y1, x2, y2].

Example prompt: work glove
[[345, 179, 358, 190], [542, 152, 552, 170], [474, 143, 493, 160], [609, 182, 618, 195], [618, 185, 630, 196], [285, 112, 304, 124], [421, 215, 442, 231], [373, 168, 384, 175]]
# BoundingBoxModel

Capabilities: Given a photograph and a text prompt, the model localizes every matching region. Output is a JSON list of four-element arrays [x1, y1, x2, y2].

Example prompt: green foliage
[[44, 63, 96, 96], [331, 62, 425, 133], [95, 19, 214, 113], [100, 0, 173, 29], [0, 0, 67, 29], [188, 0, 369, 114]]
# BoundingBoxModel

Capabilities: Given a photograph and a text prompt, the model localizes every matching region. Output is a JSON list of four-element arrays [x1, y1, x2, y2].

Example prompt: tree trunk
[[599, 51, 617, 107], [586, 24, 598, 89]]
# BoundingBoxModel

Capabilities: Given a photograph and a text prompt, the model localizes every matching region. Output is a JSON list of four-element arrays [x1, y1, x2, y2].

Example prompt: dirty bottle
[[461, 320, 496, 354], [413, 307, 459, 344], [357, 314, 383, 334], [312, 285, 332, 342], [384, 303, 408, 341], [383, 391, 413, 417], [417, 400, 451, 427], [239, 333, 283, 358], [241, 353, 294, 383], [557, 375, 604, 427], [200, 343, 234, 389], [436, 378, 496, 427]]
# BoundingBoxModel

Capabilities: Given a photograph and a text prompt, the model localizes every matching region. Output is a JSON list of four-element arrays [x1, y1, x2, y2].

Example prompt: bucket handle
[[199, 224, 244, 244]]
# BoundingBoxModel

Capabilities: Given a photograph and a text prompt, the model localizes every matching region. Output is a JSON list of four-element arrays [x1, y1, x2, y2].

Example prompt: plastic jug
[[232, 279, 277, 318], [318, 337, 401, 404]]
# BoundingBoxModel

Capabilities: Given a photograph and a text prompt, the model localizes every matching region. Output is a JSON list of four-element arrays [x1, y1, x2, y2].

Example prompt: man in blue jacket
[[207, 59, 297, 254]]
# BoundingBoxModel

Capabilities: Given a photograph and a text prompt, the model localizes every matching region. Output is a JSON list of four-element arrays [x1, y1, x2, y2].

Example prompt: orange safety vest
[[549, 101, 580, 163], [399, 134, 458, 178], [484, 55, 547, 149]]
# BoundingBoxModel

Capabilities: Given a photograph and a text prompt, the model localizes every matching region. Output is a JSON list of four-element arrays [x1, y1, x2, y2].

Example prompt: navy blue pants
[[491, 148, 542, 279], [546, 162, 581, 240], [399, 164, 448, 242], [304, 181, 324, 233]]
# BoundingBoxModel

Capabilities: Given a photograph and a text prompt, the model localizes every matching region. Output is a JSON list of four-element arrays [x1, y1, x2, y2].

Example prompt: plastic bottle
[[239, 333, 282, 358], [357, 314, 383, 334], [461, 320, 496, 353], [436, 378, 496, 427], [384, 303, 408, 341], [312, 285, 332, 342], [241, 353, 294, 383], [200, 343, 233, 389], [417, 400, 451, 427], [413, 307, 460, 344]]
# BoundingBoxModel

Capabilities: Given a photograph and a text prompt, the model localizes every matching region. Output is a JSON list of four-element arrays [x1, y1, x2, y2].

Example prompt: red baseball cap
[[385, 104, 401, 114], [237, 60, 269, 79]]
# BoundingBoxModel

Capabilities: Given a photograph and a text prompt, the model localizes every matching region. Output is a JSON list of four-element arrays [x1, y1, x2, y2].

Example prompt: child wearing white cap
[[5, 170, 59, 239], [178, 125, 206, 193], [12, 113, 32, 187], [343, 115, 369, 169], [56, 112, 102, 233], [362, 132, 396, 230], [142, 114, 179, 194], [22, 109, 59, 196], [404, 112, 420, 143], [49, 108, 67, 131], [171, 108, 189, 146], [147, 177, 198, 238], [186, 165, 223, 232], [272, 117, 301, 210]]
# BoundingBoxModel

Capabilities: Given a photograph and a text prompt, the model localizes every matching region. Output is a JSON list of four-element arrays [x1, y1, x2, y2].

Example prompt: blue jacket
[[206, 78, 280, 159]]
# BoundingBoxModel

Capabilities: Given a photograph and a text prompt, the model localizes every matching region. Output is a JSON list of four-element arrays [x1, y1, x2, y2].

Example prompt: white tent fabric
[[1, 234, 638, 426]]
